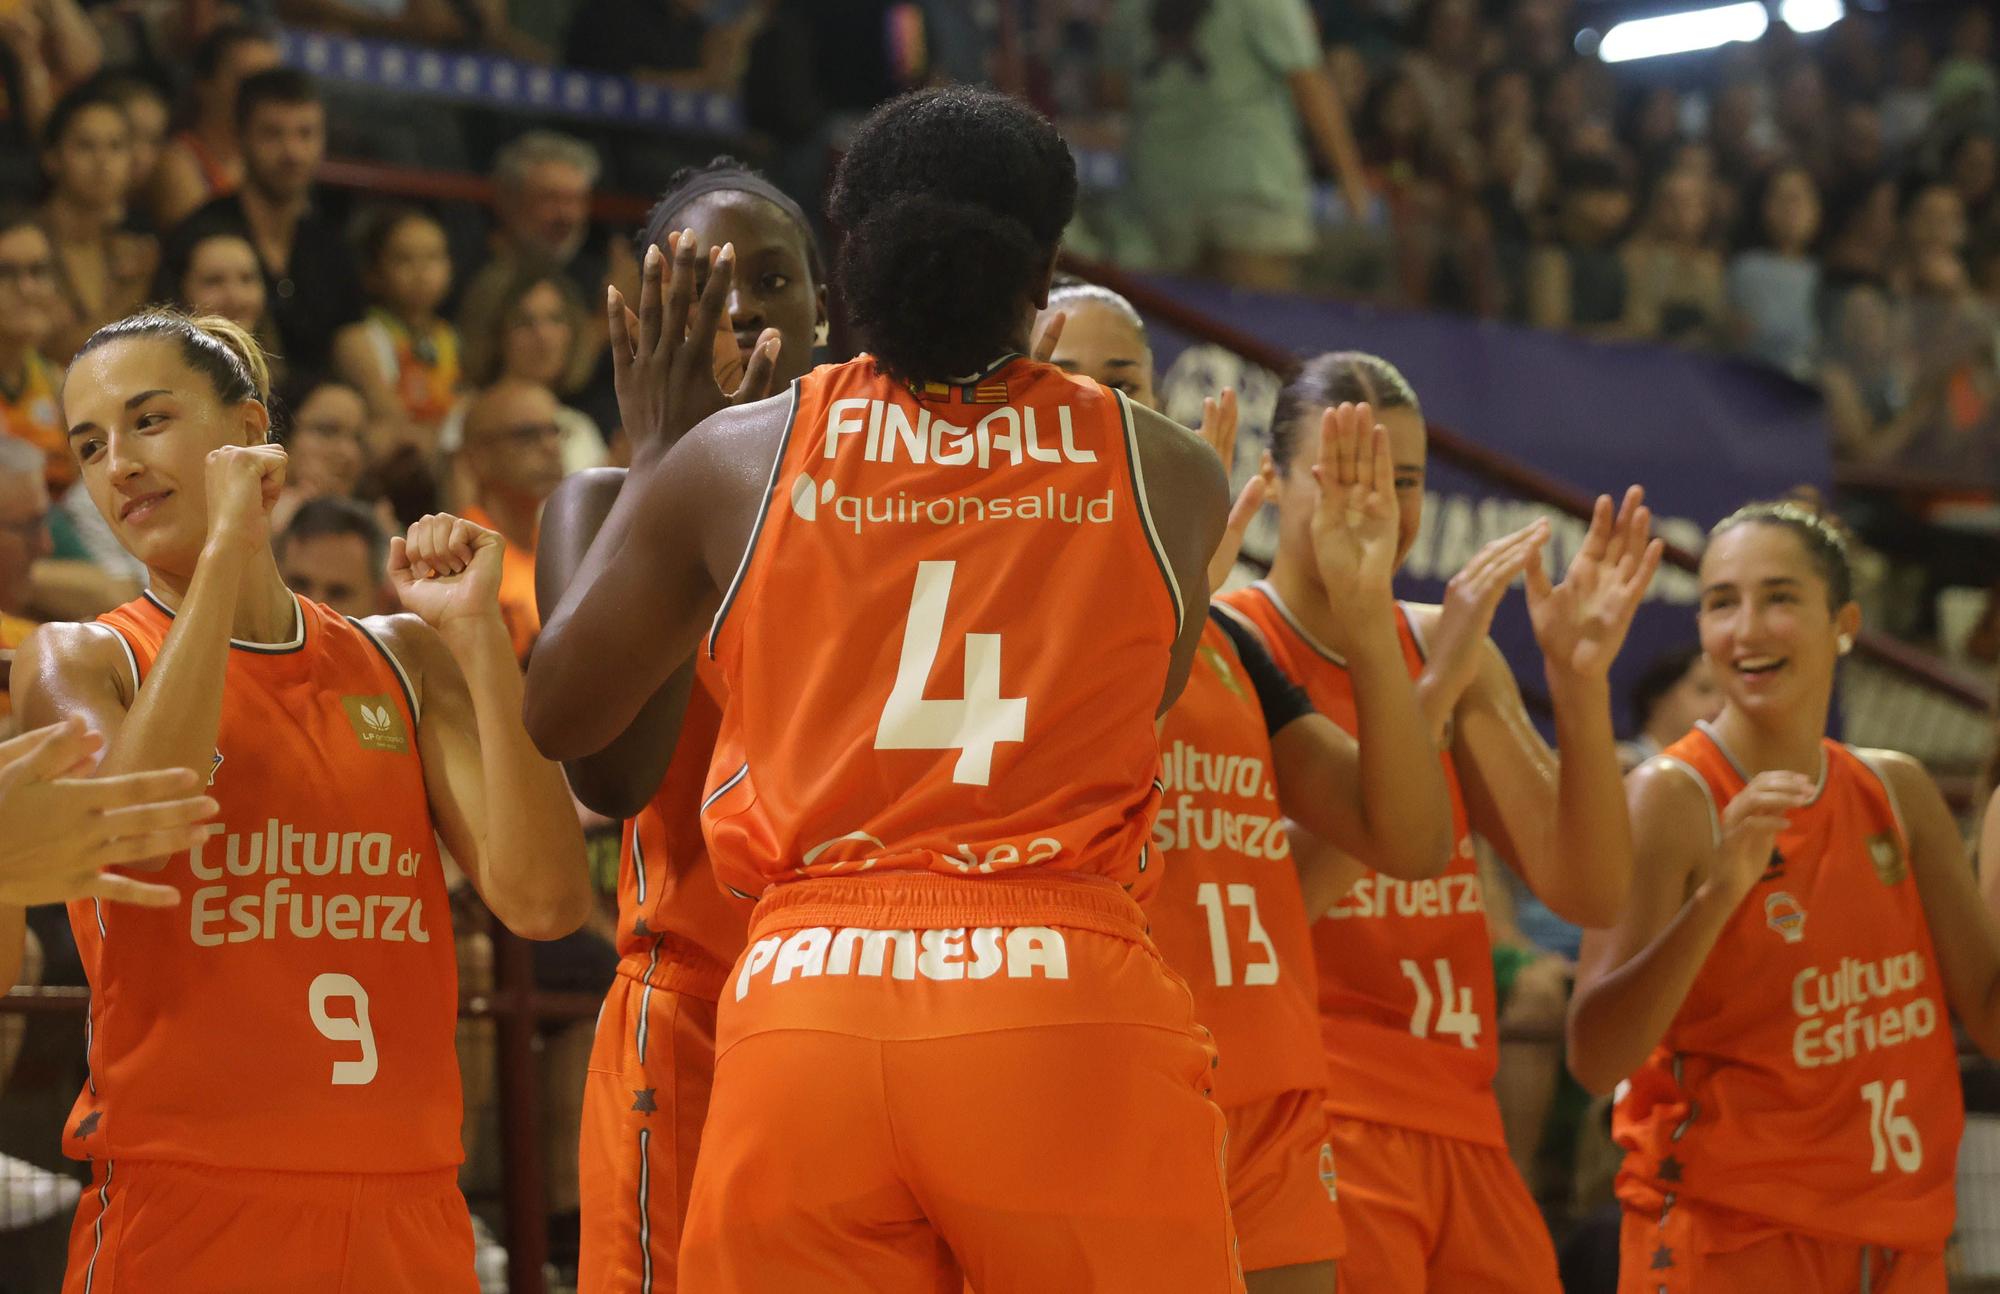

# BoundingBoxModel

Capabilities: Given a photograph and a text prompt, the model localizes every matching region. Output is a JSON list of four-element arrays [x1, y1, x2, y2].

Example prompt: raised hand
[[390, 513, 505, 631], [607, 230, 781, 467], [1308, 402, 1400, 615], [204, 443, 287, 552], [1208, 466, 1273, 595], [0, 718, 214, 906], [1423, 521, 1550, 714], [1525, 486, 1665, 682], [1707, 769, 1815, 904]]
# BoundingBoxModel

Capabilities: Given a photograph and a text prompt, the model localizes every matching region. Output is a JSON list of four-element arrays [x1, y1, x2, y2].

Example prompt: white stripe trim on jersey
[[82, 1159, 113, 1294], [707, 381, 802, 660], [1116, 389, 1185, 637], [1248, 581, 1348, 666], [348, 616, 423, 725], [1651, 755, 1722, 849], [1846, 746, 1911, 848], [637, 1127, 655, 1294], [1696, 719, 1826, 805], [93, 622, 141, 695], [701, 763, 749, 813], [1400, 601, 1430, 662], [631, 803, 648, 906], [636, 940, 661, 1064]]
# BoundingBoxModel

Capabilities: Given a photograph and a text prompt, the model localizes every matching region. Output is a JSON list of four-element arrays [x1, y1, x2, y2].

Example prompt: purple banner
[[1135, 277, 1832, 734]]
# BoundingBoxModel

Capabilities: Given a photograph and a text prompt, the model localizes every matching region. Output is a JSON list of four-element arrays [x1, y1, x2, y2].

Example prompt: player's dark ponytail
[[828, 86, 1076, 384]]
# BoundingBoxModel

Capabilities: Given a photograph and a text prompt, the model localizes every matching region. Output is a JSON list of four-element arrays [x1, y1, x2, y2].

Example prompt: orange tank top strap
[[1614, 722, 1961, 1251], [702, 353, 1182, 901]]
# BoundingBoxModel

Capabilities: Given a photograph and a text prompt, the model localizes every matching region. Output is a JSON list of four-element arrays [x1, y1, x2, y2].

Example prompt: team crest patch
[[1318, 1143, 1338, 1201], [342, 696, 409, 753], [1765, 891, 1807, 944], [1200, 645, 1247, 700], [1868, 832, 1907, 886]]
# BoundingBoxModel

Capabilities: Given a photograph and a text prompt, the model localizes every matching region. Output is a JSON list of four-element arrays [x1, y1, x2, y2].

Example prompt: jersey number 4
[[310, 972, 378, 1086], [876, 561, 1027, 786]]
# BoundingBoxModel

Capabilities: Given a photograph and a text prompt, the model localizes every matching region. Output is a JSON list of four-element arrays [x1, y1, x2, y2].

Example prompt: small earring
[[1837, 634, 1854, 655], [813, 320, 830, 348]]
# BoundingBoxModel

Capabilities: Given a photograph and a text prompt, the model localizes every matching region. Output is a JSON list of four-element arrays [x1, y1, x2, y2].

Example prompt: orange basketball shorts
[[578, 966, 723, 1294], [677, 872, 1244, 1294], [1328, 1115, 1559, 1294], [1619, 1198, 1946, 1294], [1225, 1089, 1344, 1273], [63, 1159, 474, 1294]]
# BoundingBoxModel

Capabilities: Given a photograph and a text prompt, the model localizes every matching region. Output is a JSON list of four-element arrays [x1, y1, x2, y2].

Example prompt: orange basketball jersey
[[702, 354, 1181, 897], [1144, 614, 1325, 1108], [1615, 724, 1961, 1251], [1219, 582, 1502, 1148], [67, 593, 460, 1173], [617, 655, 751, 1001]]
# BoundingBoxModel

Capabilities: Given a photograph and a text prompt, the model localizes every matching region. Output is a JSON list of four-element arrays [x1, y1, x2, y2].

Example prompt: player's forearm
[[537, 469, 691, 816], [0, 905, 24, 990], [1543, 671, 1634, 928], [1288, 67, 1370, 220], [100, 540, 243, 783], [1337, 622, 1450, 879], [1568, 883, 1740, 1093], [443, 616, 591, 940]]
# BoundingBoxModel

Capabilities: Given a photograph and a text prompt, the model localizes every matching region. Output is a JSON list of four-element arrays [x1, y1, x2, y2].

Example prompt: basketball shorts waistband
[[748, 871, 1151, 944]]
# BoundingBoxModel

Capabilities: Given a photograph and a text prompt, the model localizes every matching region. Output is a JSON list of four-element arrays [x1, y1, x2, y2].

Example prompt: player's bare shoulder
[[11, 620, 137, 714]]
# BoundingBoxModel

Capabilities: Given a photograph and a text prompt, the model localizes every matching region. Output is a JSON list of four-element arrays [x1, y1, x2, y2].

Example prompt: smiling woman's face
[[62, 337, 265, 579]]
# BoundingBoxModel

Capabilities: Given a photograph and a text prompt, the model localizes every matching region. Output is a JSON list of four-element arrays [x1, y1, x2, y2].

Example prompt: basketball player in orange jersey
[[1039, 284, 1455, 1293], [535, 159, 822, 1294], [527, 86, 1259, 1291], [10, 310, 592, 1293], [1221, 350, 1662, 1294], [1570, 502, 2000, 1293]]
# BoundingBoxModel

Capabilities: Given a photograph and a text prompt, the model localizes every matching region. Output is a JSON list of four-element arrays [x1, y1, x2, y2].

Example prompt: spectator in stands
[[1100, 0, 1372, 291], [176, 67, 363, 380], [0, 204, 138, 618], [1616, 644, 1723, 770], [1403, 0, 1479, 143], [487, 130, 628, 342], [273, 378, 382, 533], [275, 495, 388, 619], [36, 82, 156, 362], [1878, 30, 1936, 154], [1828, 101, 1886, 193], [92, 73, 170, 230], [274, 0, 472, 46], [0, 208, 68, 500], [1935, 6, 1998, 122], [147, 21, 280, 229], [1728, 162, 1823, 377], [1526, 154, 1637, 337], [446, 259, 607, 474], [1823, 284, 1937, 468], [1623, 163, 1726, 347], [154, 227, 287, 396], [332, 204, 462, 453], [1820, 176, 1899, 296], [0, 0, 102, 169], [457, 378, 564, 662]]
